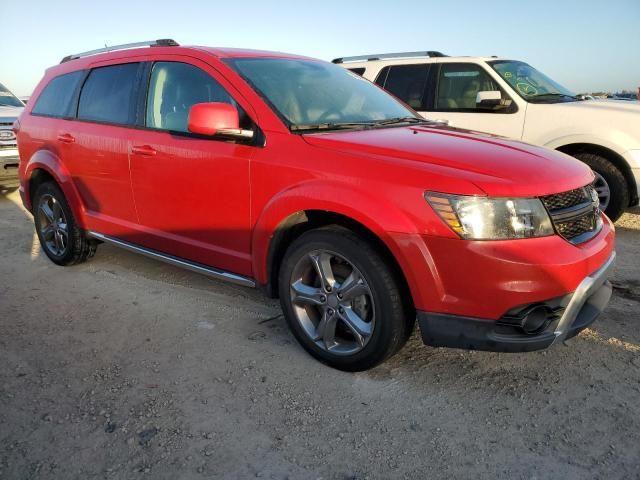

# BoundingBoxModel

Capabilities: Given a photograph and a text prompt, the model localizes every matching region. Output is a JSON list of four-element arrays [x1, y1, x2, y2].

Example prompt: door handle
[[57, 133, 76, 144], [131, 145, 157, 156]]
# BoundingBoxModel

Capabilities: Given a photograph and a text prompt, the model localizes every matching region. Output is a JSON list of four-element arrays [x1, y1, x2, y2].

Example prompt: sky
[[2, 0, 639, 97]]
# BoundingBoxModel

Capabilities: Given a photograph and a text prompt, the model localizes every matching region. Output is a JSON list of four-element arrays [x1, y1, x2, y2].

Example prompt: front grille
[[540, 184, 601, 244], [541, 186, 591, 210]]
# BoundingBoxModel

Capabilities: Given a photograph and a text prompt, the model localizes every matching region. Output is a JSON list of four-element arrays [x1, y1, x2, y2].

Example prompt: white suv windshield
[[489, 60, 576, 103], [225, 58, 419, 131], [0, 83, 24, 108]]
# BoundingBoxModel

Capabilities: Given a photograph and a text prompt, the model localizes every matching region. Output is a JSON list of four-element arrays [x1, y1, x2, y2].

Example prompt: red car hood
[[302, 125, 594, 197]]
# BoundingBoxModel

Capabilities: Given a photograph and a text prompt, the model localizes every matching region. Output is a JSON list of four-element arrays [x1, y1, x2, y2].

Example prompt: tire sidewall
[[278, 229, 403, 370], [574, 153, 628, 221]]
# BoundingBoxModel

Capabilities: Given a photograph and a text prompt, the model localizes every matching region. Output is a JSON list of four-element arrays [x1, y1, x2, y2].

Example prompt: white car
[[0, 82, 24, 189], [334, 52, 640, 221]]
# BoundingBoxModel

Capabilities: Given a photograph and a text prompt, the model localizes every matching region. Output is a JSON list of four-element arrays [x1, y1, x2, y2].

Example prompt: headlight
[[425, 192, 554, 240]]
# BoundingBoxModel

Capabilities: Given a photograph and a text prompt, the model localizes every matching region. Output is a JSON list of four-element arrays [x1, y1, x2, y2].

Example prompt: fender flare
[[543, 134, 627, 159], [250, 180, 436, 306], [24, 149, 87, 228]]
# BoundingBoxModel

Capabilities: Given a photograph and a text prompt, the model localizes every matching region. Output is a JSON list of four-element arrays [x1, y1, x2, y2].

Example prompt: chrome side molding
[[87, 231, 256, 288]]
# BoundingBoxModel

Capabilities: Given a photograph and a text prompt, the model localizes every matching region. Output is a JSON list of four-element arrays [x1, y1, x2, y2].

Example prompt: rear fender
[[23, 150, 87, 228]]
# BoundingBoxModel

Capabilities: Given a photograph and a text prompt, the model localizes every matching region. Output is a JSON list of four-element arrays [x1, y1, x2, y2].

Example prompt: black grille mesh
[[540, 185, 599, 243], [555, 213, 596, 240], [541, 186, 591, 211]]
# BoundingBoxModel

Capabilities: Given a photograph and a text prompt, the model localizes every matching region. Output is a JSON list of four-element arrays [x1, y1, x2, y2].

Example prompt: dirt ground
[[0, 188, 639, 480]]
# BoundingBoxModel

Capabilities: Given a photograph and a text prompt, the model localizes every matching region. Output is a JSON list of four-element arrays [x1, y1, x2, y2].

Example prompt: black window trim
[[432, 63, 519, 114]]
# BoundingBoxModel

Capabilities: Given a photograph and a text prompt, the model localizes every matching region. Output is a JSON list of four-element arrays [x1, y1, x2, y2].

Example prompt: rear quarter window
[[78, 63, 140, 125], [31, 71, 84, 118]]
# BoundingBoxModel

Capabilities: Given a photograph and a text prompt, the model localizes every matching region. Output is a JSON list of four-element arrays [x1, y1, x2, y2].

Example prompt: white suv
[[334, 52, 640, 221]]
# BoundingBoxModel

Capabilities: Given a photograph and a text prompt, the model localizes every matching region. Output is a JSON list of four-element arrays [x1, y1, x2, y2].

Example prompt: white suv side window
[[435, 63, 512, 113]]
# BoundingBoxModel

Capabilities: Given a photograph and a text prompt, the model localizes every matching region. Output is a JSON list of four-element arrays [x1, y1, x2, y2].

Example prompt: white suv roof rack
[[332, 51, 447, 64], [60, 39, 179, 64]]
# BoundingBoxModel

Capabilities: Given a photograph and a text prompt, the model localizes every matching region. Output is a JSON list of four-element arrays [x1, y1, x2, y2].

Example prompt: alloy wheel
[[38, 194, 69, 257], [593, 173, 611, 211], [289, 250, 375, 356]]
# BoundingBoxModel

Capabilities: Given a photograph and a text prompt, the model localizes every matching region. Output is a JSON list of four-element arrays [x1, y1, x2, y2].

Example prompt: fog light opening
[[521, 305, 551, 334]]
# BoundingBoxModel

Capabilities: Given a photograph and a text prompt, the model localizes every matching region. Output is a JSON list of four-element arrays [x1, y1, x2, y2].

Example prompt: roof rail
[[332, 51, 447, 64], [60, 39, 179, 64]]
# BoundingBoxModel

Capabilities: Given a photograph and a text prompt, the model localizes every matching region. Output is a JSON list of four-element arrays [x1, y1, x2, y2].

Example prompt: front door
[[128, 60, 255, 276]]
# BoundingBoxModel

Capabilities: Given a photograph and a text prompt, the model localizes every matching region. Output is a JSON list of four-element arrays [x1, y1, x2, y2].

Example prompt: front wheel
[[278, 226, 413, 371], [573, 152, 629, 222]]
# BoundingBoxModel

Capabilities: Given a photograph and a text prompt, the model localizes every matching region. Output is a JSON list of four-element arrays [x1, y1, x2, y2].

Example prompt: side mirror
[[187, 103, 254, 140], [475, 90, 503, 106]]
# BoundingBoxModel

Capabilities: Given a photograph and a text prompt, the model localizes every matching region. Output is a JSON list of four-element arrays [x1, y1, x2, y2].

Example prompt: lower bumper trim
[[417, 252, 615, 353]]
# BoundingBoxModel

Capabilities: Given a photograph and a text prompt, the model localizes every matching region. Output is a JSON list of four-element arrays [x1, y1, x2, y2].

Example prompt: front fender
[[543, 134, 628, 159], [251, 180, 441, 310], [23, 150, 87, 228]]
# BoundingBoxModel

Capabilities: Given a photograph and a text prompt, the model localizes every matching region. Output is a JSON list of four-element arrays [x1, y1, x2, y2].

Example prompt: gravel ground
[[0, 189, 639, 480]]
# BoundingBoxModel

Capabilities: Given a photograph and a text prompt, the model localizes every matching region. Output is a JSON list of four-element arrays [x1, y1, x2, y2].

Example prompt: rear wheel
[[278, 226, 413, 371], [33, 182, 97, 266], [573, 152, 629, 221]]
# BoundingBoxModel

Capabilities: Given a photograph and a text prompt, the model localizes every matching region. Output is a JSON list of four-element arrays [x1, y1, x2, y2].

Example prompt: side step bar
[[87, 231, 256, 288]]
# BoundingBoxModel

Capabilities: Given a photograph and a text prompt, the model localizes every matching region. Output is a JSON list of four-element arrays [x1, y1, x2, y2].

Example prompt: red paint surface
[[17, 46, 614, 319]]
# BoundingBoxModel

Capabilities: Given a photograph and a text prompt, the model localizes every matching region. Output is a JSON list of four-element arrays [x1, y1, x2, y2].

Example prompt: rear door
[[422, 62, 526, 138], [65, 62, 144, 233], [127, 58, 255, 276]]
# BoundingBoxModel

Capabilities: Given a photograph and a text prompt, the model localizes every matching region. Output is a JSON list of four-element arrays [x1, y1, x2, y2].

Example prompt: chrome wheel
[[289, 250, 375, 356], [594, 173, 611, 211], [38, 194, 69, 257]]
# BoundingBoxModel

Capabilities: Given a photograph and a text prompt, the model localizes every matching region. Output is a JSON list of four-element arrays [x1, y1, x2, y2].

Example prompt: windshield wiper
[[373, 116, 430, 126], [290, 122, 376, 132], [529, 93, 576, 101]]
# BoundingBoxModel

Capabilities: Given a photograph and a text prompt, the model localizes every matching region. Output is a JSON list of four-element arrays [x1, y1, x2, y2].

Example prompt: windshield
[[224, 58, 419, 130], [489, 61, 576, 103], [0, 82, 24, 108]]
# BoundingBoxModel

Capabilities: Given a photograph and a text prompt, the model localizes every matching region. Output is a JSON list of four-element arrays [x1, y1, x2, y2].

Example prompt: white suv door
[[421, 62, 526, 139]]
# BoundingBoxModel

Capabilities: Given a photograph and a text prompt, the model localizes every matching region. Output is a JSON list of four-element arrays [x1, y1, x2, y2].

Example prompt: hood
[[554, 99, 640, 114], [0, 105, 24, 123], [302, 125, 594, 197]]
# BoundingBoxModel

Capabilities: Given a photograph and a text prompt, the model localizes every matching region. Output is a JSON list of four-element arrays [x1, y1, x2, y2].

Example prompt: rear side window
[[347, 67, 366, 76], [374, 64, 430, 110], [78, 63, 140, 125], [32, 71, 84, 118]]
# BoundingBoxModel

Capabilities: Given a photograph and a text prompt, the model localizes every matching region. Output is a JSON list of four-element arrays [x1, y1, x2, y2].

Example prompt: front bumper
[[0, 148, 20, 187], [417, 252, 616, 352]]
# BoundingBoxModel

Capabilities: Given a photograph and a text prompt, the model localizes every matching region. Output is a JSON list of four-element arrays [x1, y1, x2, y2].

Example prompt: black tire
[[33, 182, 97, 266], [278, 225, 413, 371], [573, 152, 629, 222]]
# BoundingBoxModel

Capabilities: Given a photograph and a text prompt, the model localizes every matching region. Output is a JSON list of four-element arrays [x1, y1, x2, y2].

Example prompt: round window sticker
[[516, 82, 538, 96]]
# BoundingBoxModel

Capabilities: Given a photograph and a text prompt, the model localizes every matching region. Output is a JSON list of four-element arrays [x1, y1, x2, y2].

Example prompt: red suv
[[15, 40, 615, 371]]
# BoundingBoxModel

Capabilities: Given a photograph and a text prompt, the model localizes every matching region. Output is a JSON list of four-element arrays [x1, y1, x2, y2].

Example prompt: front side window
[[490, 60, 576, 103], [31, 72, 84, 117], [225, 58, 417, 129], [0, 82, 24, 108], [435, 63, 512, 112], [375, 64, 430, 110], [146, 62, 242, 133], [78, 63, 140, 125]]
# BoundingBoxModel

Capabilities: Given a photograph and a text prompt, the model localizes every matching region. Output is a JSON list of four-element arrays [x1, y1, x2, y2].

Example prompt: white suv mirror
[[476, 90, 502, 106]]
